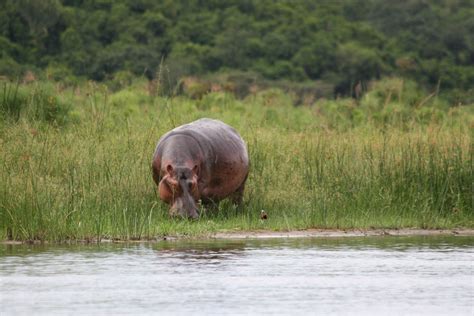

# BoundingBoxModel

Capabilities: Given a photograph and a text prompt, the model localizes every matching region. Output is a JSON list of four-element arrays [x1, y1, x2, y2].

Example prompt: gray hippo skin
[[152, 118, 249, 219]]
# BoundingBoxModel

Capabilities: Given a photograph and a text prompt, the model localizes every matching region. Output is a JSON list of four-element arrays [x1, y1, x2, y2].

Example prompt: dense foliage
[[1, 0, 473, 101]]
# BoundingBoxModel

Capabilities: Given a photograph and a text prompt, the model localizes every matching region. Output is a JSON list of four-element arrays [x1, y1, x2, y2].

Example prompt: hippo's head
[[160, 164, 200, 219]]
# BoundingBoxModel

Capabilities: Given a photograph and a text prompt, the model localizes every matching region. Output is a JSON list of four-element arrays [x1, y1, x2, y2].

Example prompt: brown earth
[[2, 229, 473, 245], [210, 228, 474, 239]]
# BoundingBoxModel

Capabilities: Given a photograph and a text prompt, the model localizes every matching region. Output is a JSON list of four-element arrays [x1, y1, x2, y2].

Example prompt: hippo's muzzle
[[169, 179, 199, 219]]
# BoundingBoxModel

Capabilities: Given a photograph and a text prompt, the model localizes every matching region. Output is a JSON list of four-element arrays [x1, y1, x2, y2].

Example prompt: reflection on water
[[1, 236, 473, 315]]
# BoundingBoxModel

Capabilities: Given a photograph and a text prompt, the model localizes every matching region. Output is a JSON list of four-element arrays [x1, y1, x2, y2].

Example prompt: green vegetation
[[0, 0, 472, 242], [0, 79, 472, 241], [1, 0, 473, 102]]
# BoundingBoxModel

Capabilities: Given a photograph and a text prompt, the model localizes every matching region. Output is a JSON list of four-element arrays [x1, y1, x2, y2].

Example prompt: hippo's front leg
[[158, 175, 175, 203]]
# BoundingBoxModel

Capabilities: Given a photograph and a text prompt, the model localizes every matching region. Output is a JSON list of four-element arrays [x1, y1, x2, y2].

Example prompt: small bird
[[260, 210, 268, 220]]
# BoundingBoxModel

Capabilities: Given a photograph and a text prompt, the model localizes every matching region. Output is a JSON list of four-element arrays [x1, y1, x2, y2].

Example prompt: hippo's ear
[[166, 164, 173, 174], [192, 164, 199, 176]]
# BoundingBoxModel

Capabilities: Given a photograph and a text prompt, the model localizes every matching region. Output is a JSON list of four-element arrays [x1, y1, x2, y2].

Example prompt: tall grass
[[0, 81, 72, 125], [0, 79, 472, 241]]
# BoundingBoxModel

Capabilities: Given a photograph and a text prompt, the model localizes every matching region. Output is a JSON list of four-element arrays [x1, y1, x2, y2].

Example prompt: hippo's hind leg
[[202, 197, 219, 213], [230, 175, 247, 207]]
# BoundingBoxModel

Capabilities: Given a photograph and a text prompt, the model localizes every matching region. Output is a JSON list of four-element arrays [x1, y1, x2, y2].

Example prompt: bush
[[45, 63, 79, 86], [0, 81, 72, 125], [0, 57, 25, 80]]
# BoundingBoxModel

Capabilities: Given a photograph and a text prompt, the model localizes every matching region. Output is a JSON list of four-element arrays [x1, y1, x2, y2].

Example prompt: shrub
[[0, 81, 72, 125]]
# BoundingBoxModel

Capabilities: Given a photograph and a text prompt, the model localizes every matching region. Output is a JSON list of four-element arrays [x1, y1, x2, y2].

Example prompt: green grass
[[0, 79, 472, 241]]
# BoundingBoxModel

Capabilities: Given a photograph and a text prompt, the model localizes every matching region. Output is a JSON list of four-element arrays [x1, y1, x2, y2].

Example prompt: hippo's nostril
[[188, 209, 199, 220]]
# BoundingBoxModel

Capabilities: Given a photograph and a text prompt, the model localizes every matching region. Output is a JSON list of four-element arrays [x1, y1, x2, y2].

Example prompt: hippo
[[152, 118, 249, 219]]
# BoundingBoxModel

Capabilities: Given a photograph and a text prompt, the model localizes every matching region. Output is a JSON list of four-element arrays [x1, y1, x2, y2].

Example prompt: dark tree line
[[0, 0, 473, 100]]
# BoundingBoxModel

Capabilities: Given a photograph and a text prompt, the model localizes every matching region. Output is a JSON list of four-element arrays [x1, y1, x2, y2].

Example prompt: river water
[[1, 236, 473, 315]]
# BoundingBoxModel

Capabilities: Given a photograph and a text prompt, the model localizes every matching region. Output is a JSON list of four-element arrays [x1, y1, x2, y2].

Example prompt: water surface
[[1, 236, 473, 315]]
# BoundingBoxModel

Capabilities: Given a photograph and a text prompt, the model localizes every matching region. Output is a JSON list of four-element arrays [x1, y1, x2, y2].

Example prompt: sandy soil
[[2, 229, 473, 244], [210, 228, 474, 239]]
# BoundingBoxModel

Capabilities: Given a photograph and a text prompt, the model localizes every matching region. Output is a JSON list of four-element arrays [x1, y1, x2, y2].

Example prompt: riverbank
[[3, 228, 474, 245], [211, 228, 474, 239]]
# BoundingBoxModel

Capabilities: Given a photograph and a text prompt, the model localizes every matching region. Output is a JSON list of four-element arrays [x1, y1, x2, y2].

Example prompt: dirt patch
[[2, 229, 473, 244], [210, 228, 474, 239]]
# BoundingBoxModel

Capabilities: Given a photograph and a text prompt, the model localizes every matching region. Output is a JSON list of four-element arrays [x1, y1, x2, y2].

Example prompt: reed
[[0, 80, 472, 241]]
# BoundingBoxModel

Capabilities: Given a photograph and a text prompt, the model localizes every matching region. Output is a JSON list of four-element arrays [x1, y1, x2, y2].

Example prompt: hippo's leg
[[230, 179, 246, 207], [202, 197, 219, 212]]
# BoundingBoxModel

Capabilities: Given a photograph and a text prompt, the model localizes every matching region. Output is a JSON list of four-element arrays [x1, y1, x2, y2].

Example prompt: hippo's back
[[163, 118, 246, 158]]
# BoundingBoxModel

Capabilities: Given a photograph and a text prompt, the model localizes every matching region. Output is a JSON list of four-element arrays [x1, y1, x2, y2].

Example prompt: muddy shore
[[2, 228, 474, 245], [210, 228, 474, 239]]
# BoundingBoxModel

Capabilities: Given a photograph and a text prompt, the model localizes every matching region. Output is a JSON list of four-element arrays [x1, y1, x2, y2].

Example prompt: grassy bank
[[0, 79, 473, 241]]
